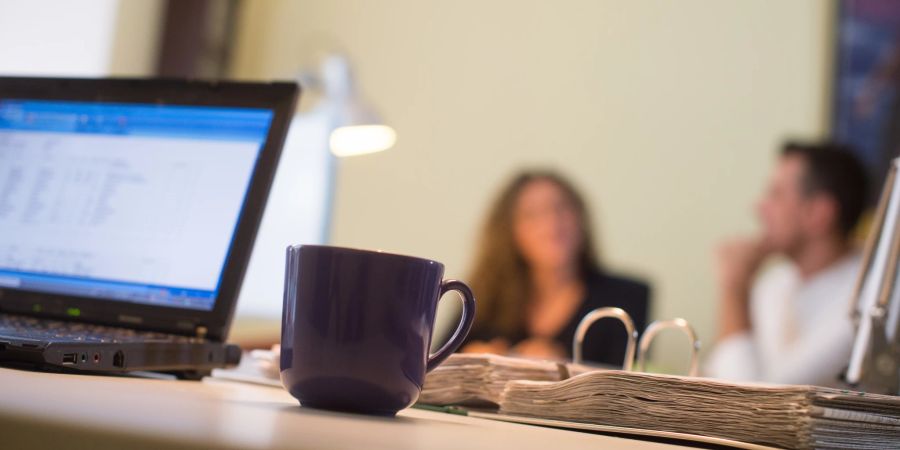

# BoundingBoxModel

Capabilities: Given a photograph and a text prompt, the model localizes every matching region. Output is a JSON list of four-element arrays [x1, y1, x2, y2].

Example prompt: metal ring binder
[[572, 307, 637, 370], [636, 318, 701, 377]]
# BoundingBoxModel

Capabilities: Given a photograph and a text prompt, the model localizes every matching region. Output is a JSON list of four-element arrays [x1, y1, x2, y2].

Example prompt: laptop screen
[[0, 99, 274, 311]]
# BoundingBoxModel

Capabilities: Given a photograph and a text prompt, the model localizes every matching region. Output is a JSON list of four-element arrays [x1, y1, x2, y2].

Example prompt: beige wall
[[230, 0, 833, 369], [109, 0, 166, 76]]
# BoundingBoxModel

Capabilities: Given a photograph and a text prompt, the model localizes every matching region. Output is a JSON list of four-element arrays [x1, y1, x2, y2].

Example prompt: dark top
[[556, 271, 650, 366], [469, 271, 651, 367]]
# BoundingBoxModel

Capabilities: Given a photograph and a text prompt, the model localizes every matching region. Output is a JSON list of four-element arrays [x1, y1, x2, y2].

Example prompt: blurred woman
[[462, 170, 650, 365]]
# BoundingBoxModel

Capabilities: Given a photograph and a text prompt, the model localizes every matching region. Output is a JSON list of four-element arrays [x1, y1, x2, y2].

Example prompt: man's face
[[756, 155, 811, 254]]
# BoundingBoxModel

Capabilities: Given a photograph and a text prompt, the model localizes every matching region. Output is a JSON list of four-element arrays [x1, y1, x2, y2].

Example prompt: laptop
[[0, 77, 299, 378]]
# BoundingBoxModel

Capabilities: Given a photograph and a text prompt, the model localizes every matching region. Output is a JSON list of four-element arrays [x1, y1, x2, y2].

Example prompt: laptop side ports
[[113, 350, 125, 368]]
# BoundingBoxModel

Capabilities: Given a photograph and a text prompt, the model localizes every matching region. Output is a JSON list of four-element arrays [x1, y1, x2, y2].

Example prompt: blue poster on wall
[[834, 0, 900, 200]]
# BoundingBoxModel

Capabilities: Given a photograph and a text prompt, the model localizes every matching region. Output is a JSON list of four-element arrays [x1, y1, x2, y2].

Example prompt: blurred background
[[2, 0, 896, 372]]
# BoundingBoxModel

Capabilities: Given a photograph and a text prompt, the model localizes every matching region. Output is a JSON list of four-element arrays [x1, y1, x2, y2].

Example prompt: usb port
[[62, 353, 78, 365]]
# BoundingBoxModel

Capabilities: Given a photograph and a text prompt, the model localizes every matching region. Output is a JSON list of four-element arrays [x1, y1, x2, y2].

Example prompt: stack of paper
[[419, 353, 568, 405], [499, 370, 900, 450]]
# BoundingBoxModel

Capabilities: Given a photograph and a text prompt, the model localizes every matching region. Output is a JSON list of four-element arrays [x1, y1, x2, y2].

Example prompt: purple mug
[[280, 245, 476, 415]]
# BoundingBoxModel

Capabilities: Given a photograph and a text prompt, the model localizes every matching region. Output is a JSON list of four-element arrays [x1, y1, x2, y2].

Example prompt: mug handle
[[426, 279, 476, 372]]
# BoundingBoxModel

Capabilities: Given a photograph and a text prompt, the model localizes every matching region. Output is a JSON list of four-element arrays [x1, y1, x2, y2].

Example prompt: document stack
[[500, 370, 900, 450]]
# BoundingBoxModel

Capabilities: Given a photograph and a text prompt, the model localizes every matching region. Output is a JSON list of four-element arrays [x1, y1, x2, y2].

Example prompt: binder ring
[[572, 307, 637, 370], [636, 318, 701, 376]]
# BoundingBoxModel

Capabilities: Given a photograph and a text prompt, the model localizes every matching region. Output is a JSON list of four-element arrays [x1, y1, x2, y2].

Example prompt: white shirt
[[704, 252, 861, 387]]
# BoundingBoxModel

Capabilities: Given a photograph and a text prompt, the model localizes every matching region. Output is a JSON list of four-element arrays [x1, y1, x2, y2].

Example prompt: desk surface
[[0, 366, 690, 450]]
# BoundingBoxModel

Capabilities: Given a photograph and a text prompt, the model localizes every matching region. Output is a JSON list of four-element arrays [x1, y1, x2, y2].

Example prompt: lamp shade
[[318, 54, 396, 157], [330, 124, 396, 157]]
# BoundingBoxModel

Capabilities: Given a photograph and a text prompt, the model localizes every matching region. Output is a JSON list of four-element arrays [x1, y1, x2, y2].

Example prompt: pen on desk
[[412, 404, 469, 416]]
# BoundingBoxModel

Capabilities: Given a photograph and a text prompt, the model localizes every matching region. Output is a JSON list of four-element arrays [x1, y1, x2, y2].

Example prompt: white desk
[[0, 367, 695, 450]]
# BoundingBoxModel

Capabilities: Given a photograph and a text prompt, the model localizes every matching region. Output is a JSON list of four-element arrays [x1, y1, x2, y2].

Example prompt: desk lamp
[[304, 54, 396, 157]]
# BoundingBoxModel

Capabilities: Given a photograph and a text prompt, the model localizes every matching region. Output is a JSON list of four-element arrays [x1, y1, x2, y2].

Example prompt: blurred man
[[705, 142, 868, 387]]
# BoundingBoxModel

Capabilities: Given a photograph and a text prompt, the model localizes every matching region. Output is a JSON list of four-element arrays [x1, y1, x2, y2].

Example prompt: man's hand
[[715, 237, 770, 339], [717, 237, 769, 296]]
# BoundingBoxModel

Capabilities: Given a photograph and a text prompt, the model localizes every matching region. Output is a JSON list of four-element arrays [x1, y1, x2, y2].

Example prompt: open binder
[[419, 307, 700, 405], [418, 308, 900, 449]]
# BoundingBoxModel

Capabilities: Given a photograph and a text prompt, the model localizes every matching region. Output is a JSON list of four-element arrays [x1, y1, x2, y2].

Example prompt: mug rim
[[290, 244, 445, 269]]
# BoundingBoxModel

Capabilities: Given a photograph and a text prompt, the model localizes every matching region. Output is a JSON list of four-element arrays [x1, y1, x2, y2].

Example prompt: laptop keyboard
[[0, 314, 202, 344]]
